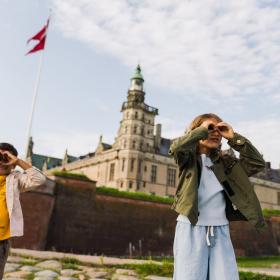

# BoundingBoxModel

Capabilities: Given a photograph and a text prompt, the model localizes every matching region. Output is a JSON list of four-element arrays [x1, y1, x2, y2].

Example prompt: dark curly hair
[[0, 143, 18, 157]]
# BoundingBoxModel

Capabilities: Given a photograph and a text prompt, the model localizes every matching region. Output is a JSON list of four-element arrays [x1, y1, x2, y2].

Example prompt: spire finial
[[131, 64, 144, 81]]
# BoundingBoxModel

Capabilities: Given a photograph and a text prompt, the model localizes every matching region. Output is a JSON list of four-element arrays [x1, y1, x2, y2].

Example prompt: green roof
[[31, 153, 78, 170], [131, 64, 144, 81]]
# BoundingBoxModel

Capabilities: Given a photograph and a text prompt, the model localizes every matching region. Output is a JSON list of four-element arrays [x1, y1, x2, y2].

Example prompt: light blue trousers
[[173, 221, 239, 280]]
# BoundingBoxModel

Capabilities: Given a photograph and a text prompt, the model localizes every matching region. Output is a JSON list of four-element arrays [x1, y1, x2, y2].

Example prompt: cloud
[[34, 130, 115, 158], [52, 0, 280, 100], [234, 117, 279, 168], [158, 115, 279, 168]]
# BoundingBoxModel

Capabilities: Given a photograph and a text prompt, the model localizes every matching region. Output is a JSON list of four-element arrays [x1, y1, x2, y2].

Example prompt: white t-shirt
[[177, 153, 229, 226]]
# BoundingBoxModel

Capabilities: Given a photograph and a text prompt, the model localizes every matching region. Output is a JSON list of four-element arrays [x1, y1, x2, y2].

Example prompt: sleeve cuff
[[227, 132, 246, 146]]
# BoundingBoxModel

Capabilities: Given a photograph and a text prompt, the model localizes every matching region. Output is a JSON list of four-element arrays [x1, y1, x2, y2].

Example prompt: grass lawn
[[237, 256, 280, 268]]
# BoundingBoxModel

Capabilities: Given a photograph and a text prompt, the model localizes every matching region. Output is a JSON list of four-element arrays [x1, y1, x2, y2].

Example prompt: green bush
[[262, 209, 280, 217], [96, 186, 174, 204]]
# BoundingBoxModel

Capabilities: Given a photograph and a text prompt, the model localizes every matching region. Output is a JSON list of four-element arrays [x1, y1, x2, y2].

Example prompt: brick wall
[[11, 183, 55, 250], [12, 176, 280, 256]]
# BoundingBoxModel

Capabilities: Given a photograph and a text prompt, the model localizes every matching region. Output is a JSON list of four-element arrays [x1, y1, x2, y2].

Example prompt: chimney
[[155, 124, 162, 149], [265, 162, 271, 169]]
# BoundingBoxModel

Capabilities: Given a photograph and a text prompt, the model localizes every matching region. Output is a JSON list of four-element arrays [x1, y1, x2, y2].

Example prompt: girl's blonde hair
[[187, 113, 223, 132], [186, 113, 223, 156]]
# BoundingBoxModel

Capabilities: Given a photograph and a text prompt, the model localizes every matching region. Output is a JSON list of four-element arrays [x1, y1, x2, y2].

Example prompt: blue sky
[[1, 0, 279, 168]]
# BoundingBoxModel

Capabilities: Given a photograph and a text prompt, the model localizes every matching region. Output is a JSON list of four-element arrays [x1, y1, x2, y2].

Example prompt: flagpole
[[25, 50, 45, 158], [25, 16, 50, 159]]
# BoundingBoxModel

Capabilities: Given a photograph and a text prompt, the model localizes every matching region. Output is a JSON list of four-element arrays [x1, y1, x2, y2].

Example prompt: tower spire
[[130, 64, 144, 91]]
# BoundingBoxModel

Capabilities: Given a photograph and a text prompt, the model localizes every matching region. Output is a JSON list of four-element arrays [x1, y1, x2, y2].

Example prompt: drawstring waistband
[[206, 226, 214, 246]]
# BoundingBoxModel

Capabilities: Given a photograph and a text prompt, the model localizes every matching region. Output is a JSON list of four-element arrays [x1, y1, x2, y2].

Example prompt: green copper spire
[[131, 64, 144, 81]]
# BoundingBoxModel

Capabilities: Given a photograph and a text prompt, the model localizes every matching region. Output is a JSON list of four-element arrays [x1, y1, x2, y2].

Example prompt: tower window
[[130, 158, 135, 172], [132, 140, 136, 149], [133, 126, 137, 134], [137, 181, 140, 190], [138, 159, 142, 173], [122, 159, 125, 171], [129, 181, 133, 188], [135, 111, 138, 119], [146, 143, 150, 151], [140, 142, 143, 151]]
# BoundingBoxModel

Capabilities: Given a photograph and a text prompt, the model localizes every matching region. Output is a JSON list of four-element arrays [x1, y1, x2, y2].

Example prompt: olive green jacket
[[169, 126, 266, 230]]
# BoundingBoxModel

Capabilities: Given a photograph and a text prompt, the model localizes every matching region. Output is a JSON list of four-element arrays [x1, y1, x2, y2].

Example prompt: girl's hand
[[1, 151, 18, 166], [216, 122, 234, 140], [200, 119, 216, 129]]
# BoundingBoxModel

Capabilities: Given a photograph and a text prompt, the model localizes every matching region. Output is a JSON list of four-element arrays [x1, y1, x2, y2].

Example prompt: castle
[[26, 65, 280, 208]]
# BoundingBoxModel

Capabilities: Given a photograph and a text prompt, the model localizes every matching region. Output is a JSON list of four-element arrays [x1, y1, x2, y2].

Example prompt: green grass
[[96, 186, 174, 204], [112, 261, 173, 277], [237, 257, 280, 268], [52, 171, 92, 182], [59, 257, 81, 270], [239, 271, 280, 280], [25, 272, 35, 280], [110, 262, 280, 279]]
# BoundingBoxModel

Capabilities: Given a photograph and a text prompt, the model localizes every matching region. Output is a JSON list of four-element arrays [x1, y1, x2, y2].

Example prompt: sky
[[0, 0, 279, 168]]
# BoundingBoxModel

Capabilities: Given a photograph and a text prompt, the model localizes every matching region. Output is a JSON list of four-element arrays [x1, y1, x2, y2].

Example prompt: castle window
[[143, 181, 146, 187], [132, 140, 136, 149], [135, 111, 138, 119], [120, 182, 123, 188], [137, 181, 140, 190], [144, 166, 147, 172], [140, 142, 143, 151], [130, 158, 135, 172], [138, 159, 142, 173], [167, 168, 176, 187], [133, 126, 137, 134], [151, 165, 157, 183], [109, 163, 115, 181], [147, 130, 150, 135], [141, 127, 144, 135], [122, 159, 125, 171], [146, 143, 150, 151], [124, 140, 127, 149], [129, 181, 133, 188]]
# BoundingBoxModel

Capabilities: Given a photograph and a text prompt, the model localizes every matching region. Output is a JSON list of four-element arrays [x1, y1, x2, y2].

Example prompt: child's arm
[[15, 159, 47, 191], [216, 121, 265, 177], [2, 151, 46, 191], [169, 126, 208, 170], [227, 133, 265, 176]]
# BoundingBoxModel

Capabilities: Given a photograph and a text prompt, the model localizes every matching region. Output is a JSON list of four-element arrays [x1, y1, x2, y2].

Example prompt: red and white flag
[[26, 18, 49, 55]]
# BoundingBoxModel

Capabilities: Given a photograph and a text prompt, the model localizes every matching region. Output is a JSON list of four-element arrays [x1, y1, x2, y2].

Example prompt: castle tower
[[113, 65, 159, 191], [114, 65, 158, 152]]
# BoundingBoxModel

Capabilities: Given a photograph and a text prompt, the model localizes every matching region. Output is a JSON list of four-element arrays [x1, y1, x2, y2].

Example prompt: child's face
[[0, 149, 13, 176], [199, 118, 222, 150]]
